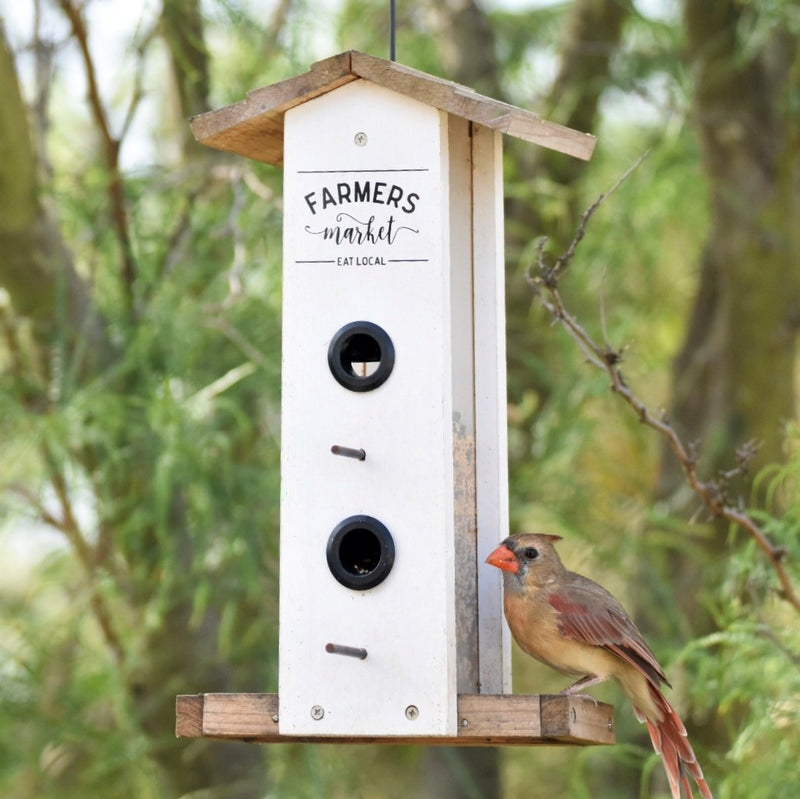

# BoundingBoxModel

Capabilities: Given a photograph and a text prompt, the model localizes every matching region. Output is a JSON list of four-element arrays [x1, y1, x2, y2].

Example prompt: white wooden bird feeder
[[176, 51, 614, 747]]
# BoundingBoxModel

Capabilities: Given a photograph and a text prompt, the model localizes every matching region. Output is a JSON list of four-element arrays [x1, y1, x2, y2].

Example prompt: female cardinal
[[486, 533, 713, 799]]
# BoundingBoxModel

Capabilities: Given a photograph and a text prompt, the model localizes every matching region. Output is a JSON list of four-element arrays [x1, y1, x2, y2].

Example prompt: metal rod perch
[[325, 643, 369, 660]]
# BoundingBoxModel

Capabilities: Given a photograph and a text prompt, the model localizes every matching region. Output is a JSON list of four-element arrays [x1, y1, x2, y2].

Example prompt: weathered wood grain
[[176, 693, 614, 746], [189, 51, 596, 165]]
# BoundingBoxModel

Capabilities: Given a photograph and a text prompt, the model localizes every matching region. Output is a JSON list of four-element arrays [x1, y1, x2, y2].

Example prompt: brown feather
[[487, 534, 714, 799], [548, 576, 669, 690]]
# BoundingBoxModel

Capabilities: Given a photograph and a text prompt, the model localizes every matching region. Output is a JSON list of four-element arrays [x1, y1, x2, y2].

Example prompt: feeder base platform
[[175, 693, 614, 746]]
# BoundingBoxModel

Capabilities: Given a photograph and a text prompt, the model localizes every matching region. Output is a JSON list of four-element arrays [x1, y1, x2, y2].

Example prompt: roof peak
[[190, 50, 596, 166]]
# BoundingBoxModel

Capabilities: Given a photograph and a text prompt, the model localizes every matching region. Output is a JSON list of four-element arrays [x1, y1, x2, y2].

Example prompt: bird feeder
[[176, 51, 614, 746]]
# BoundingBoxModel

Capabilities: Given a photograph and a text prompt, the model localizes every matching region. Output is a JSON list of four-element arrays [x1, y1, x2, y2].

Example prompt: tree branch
[[38, 444, 127, 665], [118, 22, 158, 144], [527, 165, 800, 616], [58, 0, 137, 318]]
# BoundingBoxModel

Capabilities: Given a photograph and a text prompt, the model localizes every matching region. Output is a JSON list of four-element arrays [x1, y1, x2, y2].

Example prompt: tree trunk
[[650, 0, 799, 785], [161, 0, 212, 157], [0, 27, 109, 383], [655, 0, 800, 615], [424, 0, 505, 99], [662, 0, 800, 503]]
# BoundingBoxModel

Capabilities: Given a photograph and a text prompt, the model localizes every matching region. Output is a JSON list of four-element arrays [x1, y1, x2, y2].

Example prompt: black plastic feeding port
[[326, 515, 395, 590], [327, 321, 394, 392]]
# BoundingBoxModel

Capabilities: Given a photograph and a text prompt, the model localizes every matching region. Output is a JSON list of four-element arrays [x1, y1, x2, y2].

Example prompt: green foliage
[[0, 555, 162, 799], [336, 0, 443, 73], [2, 5, 286, 796], [2, 1, 799, 798], [676, 448, 800, 799]]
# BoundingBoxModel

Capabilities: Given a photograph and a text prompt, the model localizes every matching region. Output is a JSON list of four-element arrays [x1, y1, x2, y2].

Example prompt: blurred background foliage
[[1, 1, 798, 797]]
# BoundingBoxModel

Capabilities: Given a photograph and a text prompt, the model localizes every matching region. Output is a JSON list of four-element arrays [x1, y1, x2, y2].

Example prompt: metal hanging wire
[[390, 0, 396, 61]]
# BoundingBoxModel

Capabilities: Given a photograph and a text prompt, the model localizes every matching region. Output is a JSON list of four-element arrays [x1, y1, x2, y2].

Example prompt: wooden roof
[[190, 51, 596, 166]]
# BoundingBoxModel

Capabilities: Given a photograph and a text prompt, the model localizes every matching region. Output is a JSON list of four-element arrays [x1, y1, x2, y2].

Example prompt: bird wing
[[549, 574, 669, 689]]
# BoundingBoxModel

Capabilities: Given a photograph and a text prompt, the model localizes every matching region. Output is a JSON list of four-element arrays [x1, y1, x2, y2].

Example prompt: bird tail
[[639, 685, 713, 799]]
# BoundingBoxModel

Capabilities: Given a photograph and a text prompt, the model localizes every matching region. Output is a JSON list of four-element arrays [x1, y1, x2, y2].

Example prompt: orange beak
[[486, 543, 519, 574]]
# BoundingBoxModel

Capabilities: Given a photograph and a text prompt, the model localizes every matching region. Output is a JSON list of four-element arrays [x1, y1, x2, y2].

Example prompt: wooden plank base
[[176, 693, 614, 747]]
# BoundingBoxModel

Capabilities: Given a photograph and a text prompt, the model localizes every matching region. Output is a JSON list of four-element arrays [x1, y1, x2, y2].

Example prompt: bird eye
[[523, 546, 539, 560]]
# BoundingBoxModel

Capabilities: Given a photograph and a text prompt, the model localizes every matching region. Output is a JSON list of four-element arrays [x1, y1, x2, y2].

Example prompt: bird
[[486, 533, 713, 799]]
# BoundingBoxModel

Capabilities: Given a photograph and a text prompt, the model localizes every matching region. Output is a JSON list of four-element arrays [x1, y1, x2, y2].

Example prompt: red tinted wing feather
[[549, 578, 668, 688]]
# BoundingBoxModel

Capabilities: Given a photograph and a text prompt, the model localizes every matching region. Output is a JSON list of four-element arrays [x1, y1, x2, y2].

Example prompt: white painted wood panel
[[279, 80, 457, 736], [471, 126, 512, 694]]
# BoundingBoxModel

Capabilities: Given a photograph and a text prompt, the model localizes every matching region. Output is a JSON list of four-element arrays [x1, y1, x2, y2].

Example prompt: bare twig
[[118, 22, 159, 143], [266, 0, 296, 54], [527, 164, 800, 616], [224, 167, 247, 302], [58, 0, 137, 317], [745, 581, 800, 670], [28, 445, 128, 665], [530, 152, 649, 288], [31, 0, 58, 181], [204, 317, 272, 372]]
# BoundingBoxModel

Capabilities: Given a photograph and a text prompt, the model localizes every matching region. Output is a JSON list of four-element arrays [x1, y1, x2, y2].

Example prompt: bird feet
[[559, 674, 607, 706]]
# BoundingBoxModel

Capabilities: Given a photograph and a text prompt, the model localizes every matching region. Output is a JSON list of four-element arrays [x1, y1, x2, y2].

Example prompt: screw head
[[354, 131, 368, 147], [310, 705, 325, 720], [405, 705, 419, 721]]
